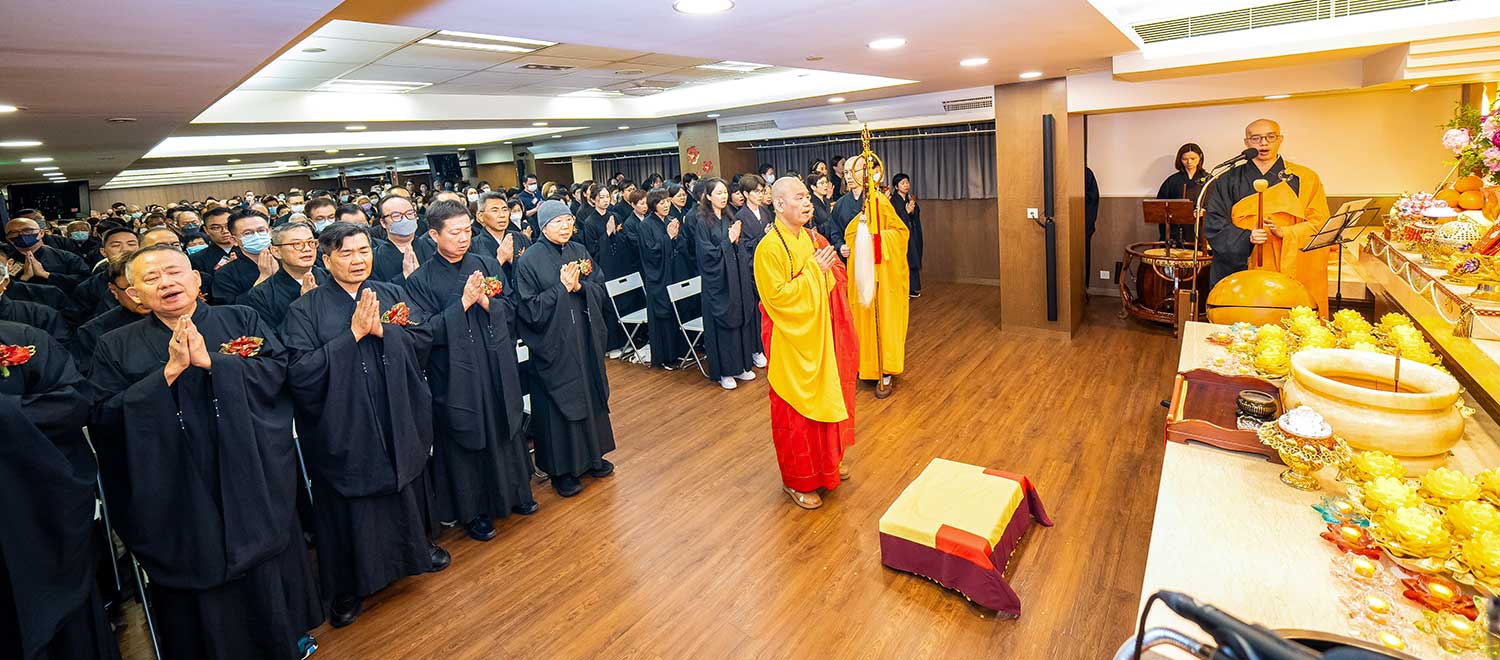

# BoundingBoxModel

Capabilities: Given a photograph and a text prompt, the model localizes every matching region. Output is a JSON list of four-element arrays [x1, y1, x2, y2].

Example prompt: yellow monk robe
[[1229, 161, 1331, 317], [843, 191, 910, 380]]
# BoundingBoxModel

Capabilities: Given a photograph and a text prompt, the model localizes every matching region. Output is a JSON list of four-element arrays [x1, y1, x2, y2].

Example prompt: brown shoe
[[838, 463, 851, 481], [783, 486, 823, 509], [875, 375, 893, 399]]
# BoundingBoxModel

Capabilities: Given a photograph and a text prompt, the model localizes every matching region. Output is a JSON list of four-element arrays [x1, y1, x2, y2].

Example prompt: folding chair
[[604, 271, 649, 364], [667, 276, 706, 378], [517, 340, 547, 482], [84, 428, 164, 660]]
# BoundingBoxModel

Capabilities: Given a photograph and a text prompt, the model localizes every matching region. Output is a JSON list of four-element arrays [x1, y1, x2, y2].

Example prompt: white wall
[[1086, 86, 1461, 197]]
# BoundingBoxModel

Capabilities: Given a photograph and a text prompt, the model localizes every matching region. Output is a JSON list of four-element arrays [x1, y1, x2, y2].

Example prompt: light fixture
[[674, 0, 734, 15], [0, 140, 42, 148], [302, 47, 327, 54], [1264, 94, 1290, 100], [696, 60, 771, 73], [706, 113, 721, 118], [1019, 71, 1043, 79], [419, 30, 556, 54], [315, 79, 431, 94], [828, 96, 846, 103], [357, 153, 366, 156], [226, 158, 241, 163], [867, 38, 906, 50], [34, 166, 57, 171], [106, 117, 137, 123], [805, 55, 823, 62], [20, 156, 52, 163], [1411, 83, 1430, 92], [503, 141, 513, 144], [551, 134, 563, 139], [617, 125, 630, 130], [960, 57, 989, 67], [0, 105, 17, 113], [325, 149, 340, 154], [457, 147, 466, 151], [344, 125, 367, 131], [532, 121, 549, 126]]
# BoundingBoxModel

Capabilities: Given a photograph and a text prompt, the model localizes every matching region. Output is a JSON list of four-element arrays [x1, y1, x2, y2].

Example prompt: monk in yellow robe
[[841, 155, 909, 397], [1204, 118, 1332, 316], [755, 177, 858, 510]]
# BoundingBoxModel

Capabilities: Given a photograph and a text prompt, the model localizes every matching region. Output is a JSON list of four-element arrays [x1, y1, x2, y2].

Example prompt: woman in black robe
[[691, 178, 757, 390], [666, 183, 698, 280], [514, 201, 617, 498], [1156, 143, 1208, 246], [636, 190, 689, 370], [889, 172, 924, 298], [0, 322, 120, 660], [580, 183, 630, 355]]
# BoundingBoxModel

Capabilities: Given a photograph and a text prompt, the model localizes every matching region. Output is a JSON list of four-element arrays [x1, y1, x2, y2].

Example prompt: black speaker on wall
[[426, 153, 462, 187], [1038, 114, 1059, 323]]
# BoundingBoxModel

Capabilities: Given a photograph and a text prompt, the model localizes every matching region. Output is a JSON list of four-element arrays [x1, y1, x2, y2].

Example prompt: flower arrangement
[[219, 336, 265, 358], [0, 344, 36, 378], [1442, 103, 1500, 184], [482, 276, 504, 298], [381, 302, 413, 327]]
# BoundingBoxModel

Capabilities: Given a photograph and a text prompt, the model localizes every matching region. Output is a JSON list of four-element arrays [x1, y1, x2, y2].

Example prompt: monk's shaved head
[[771, 176, 814, 228], [1245, 118, 1280, 137], [1243, 118, 1284, 163]]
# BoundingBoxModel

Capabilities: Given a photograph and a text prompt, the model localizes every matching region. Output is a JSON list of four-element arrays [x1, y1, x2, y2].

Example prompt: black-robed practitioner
[[70, 258, 148, 369], [580, 183, 613, 263], [0, 321, 121, 660], [472, 192, 530, 295], [514, 201, 617, 498], [89, 245, 322, 660], [0, 267, 70, 347], [210, 209, 279, 306], [189, 207, 235, 300], [62, 226, 136, 327], [4, 217, 90, 293], [282, 223, 450, 629], [733, 175, 770, 365], [1155, 143, 1208, 246], [580, 184, 632, 355], [636, 189, 690, 369], [370, 195, 425, 288], [666, 183, 699, 281], [692, 179, 758, 390], [403, 201, 538, 542], [241, 221, 331, 331]]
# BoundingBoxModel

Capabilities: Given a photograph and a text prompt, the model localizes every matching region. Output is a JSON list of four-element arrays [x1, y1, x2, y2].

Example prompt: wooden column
[[995, 78, 1087, 336], [677, 120, 721, 180]]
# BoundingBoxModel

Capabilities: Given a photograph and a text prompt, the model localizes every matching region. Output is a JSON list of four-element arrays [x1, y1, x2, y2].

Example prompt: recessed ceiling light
[[345, 125, 367, 131], [1019, 71, 1043, 79], [302, 47, 327, 53], [357, 153, 366, 156], [0, 140, 43, 148], [614, 69, 645, 76], [1411, 83, 1430, 92], [696, 60, 771, 73], [34, 166, 57, 171], [420, 31, 556, 54], [828, 97, 846, 103], [551, 134, 563, 139], [1066, 67, 1082, 74], [674, 0, 734, 15], [960, 57, 989, 67], [618, 125, 630, 130], [532, 121, 549, 126], [503, 141, 513, 144], [0, 105, 17, 113], [106, 117, 137, 123], [325, 149, 340, 154], [1264, 94, 1290, 100], [226, 158, 241, 163], [20, 156, 51, 163], [458, 147, 466, 151], [315, 79, 430, 94], [867, 38, 906, 50], [805, 55, 823, 62], [707, 113, 721, 118]]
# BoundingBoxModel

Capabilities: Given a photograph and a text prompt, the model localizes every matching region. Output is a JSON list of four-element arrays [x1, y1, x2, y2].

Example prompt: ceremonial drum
[[1119, 242, 1210, 324]]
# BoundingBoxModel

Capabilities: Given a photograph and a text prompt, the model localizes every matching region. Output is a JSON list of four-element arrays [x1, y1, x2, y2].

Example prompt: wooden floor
[[120, 283, 1180, 660]]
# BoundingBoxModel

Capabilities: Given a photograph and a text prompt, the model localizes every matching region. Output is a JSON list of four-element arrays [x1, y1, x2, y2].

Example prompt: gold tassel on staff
[[855, 125, 891, 396]]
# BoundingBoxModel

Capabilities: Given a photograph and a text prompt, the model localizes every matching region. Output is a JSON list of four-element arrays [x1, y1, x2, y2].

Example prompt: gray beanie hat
[[536, 200, 572, 230]]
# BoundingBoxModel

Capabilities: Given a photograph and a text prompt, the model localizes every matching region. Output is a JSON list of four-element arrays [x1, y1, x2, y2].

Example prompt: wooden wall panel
[[716, 141, 758, 182], [475, 163, 518, 190], [918, 198, 999, 286], [89, 174, 316, 209], [532, 160, 572, 188]]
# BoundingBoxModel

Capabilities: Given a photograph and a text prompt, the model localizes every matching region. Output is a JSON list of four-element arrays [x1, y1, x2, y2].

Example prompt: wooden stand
[[1165, 369, 1282, 462]]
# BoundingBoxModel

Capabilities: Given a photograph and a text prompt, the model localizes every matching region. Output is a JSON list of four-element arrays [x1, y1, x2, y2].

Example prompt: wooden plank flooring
[[118, 283, 1179, 660]]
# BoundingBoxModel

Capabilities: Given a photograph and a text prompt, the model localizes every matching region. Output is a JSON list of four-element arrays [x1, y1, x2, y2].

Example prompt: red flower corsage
[[219, 336, 264, 358], [0, 344, 36, 378], [381, 302, 414, 326], [573, 259, 593, 276], [482, 276, 504, 297]]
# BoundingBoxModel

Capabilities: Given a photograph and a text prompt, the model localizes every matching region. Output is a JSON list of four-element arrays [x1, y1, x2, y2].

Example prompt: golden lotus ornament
[[1258, 422, 1352, 491]]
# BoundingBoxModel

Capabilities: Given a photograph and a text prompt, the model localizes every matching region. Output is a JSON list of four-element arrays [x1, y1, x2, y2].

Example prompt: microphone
[[1158, 591, 1322, 660], [1211, 148, 1260, 171]]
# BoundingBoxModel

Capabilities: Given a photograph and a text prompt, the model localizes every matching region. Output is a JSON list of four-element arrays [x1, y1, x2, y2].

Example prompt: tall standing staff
[[842, 128, 910, 398]]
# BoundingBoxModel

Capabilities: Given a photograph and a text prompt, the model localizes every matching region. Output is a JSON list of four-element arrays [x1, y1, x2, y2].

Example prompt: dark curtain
[[751, 122, 995, 200], [590, 151, 680, 186]]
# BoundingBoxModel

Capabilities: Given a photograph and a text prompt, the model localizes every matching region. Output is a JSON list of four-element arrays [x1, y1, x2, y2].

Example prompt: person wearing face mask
[[478, 181, 492, 194], [369, 195, 425, 287], [63, 225, 140, 326], [182, 233, 209, 256], [241, 222, 330, 331], [286, 192, 307, 218], [174, 208, 204, 236], [209, 209, 279, 305], [518, 174, 542, 223], [514, 200, 617, 498], [304, 198, 339, 236], [0, 266, 71, 346], [665, 183, 698, 281], [264, 196, 288, 224], [507, 199, 533, 240], [465, 187, 480, 206], [62, 221, 101, 264], [4, 218, 89, 293]]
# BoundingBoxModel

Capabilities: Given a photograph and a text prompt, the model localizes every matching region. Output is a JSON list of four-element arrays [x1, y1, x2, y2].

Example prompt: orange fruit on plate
[[1459, 190, 1485, 210], [1435, 188, 1462, 208], [1456, 175, 1485, 193]]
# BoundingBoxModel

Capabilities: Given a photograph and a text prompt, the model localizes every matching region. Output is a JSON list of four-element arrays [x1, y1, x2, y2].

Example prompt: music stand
[[1301, 200, 1373, 313], [1143, 199, 1198, 250]]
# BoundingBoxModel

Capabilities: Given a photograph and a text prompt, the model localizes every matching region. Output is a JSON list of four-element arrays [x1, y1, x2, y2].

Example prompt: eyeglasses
[[205, 224, 228, 232], [274, 239, 318, 250], [5, 228, 39, 238], [1245, 133, 1282, 144], [385, 209, 418, 221]]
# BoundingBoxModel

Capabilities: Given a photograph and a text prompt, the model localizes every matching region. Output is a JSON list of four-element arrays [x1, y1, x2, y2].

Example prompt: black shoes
[[588, 460, 615, 479], [427, 544, 451, 572], [465, 515, 497, 542], [511, 501, 540, 516], [329, 595, 363, 629], [552, 475, 584, 498]]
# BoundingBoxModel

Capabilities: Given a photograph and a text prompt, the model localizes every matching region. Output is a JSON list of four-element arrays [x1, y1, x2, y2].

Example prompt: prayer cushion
[[878, 458, 1052, 617]]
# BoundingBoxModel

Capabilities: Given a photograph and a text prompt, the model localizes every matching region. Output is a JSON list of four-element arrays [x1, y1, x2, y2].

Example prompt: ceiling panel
[[312, 20, 431, 44], [345, 64, 470, 84], [409, 83, 530, 95], [490, 54, 615, 72], [282, 36, 399, 64], [532, 44, 651, 62], [256, 59, 359, 79], [581, 62, 677, 78], [623, 53, 719, 68], [374, 43, 523, 70], [508, 85, 589, 96], [239, 76, 328, 92], [445, 70, 556, 86]]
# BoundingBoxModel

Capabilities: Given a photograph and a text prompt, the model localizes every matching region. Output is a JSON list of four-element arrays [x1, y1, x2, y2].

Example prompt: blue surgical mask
[[314, 219, 334, 233], [240, 232, 272, 254], [361, 203, 373, 214], [266, 206, 278, 215], [340, 195, 350, 203], [131, 212, 143, 219], [388, 218, 418, 236], [290, 204, 305, 214], [186, 244, 207, 255], [70, 231, 90, 241], [9, 234, 40, 250], [182, 223, 200, 233]]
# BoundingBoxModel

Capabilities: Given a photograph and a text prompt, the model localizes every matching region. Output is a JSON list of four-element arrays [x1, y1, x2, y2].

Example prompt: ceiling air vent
[[941, 96, 994, 112], [720, 120, 778, 134], [1131, 0, 1450, 44], [843, 111, 859, 122], [516, 63, 575, 72]]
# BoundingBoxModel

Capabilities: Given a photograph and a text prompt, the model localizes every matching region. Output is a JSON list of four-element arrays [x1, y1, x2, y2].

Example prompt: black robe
[[579, 207, 612, 262], [692, 209, 757, 379], [580, 208, 631, 351], [209, 247, 265, 306], [282, 281, 437, 599], [810, 195, 834, 243], [472, 226, 533, 301], [404, 252, 535, 523], [189, 243, 233, 302], [635, 214, 689, 368], [89, 304, 321, 660], [7, 281, 67, 311], [70, 306, 145, 370], [62, 270, 116, 328], [62, 235, 102, 265], [1204, 156, 1299, 288], [732, 206, 769, 352], [668, 205, 699, 280], [1155, 168, 1208, 245], [240, 267, 331, 333], [371, 238, 416, 288], [514, 236, 616, 477], [890, 190, 923, 295], [828, 191, 864, 259], [1, 245, 88, 293], [0, 322, 119, 660], [0, 296, 70, 347]]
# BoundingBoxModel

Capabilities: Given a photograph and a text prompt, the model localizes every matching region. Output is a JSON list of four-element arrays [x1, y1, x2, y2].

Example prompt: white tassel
[[853, 215, 875, 307]]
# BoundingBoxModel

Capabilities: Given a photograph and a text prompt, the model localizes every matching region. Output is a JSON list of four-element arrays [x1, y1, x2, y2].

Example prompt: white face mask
[[467, 193, 479, 202], [527, 184, 538, 193], [510, 212, 522, 222]]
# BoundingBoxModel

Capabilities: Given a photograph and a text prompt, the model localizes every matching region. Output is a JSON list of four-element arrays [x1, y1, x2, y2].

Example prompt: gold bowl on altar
[[1280, 349, 1466, 461], [1257, 415, 1350, 491]]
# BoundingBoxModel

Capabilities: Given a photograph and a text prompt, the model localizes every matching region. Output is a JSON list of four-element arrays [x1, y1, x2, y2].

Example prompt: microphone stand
[[1186, 159, 1245, 322]]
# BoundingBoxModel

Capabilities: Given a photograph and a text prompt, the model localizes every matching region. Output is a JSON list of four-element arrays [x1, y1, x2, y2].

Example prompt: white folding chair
[[667, 276, 707, 378], [605, 271, 650, 364]]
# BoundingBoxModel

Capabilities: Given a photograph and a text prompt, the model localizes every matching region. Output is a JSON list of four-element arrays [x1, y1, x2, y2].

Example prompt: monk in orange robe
[[1204, 118, 1332, 316], [841, 155, 909, 397], [755, 177, 858, 510]]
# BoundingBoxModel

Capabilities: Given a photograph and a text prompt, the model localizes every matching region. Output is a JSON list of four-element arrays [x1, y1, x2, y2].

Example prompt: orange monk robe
[[1231, 163, 1331, 317], [843, 191, 909, 380], [755, 223, 857, 493]]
